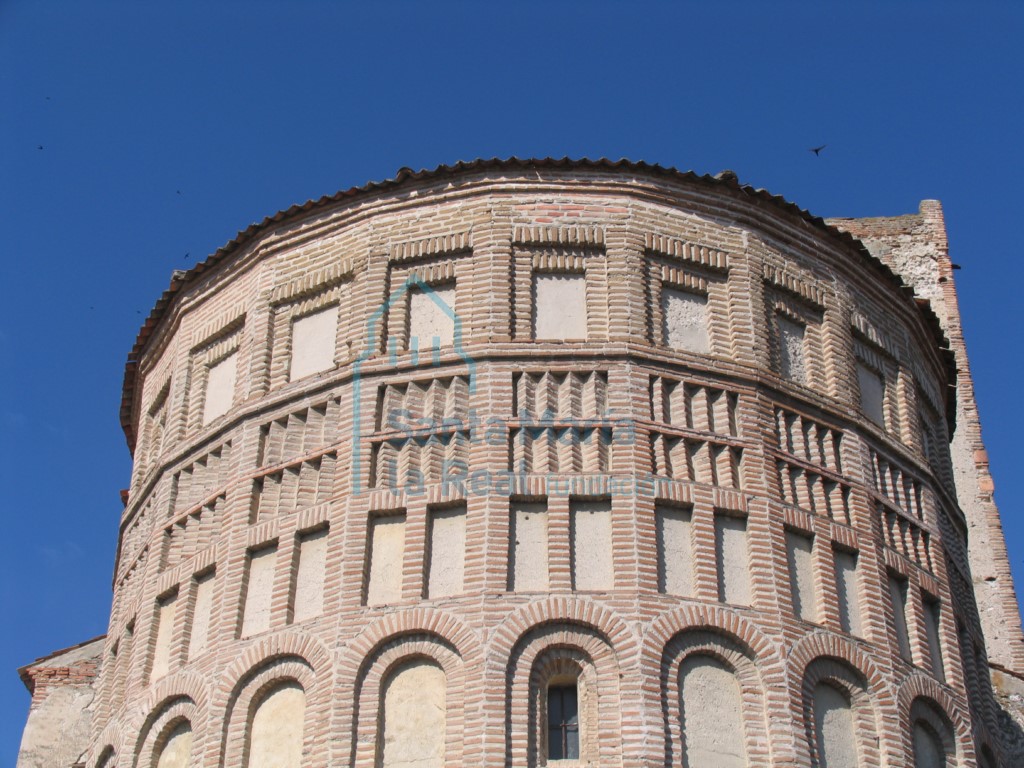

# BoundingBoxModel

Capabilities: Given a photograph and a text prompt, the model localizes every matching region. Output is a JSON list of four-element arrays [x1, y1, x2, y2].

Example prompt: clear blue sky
[[2, 1, 1022, 761]]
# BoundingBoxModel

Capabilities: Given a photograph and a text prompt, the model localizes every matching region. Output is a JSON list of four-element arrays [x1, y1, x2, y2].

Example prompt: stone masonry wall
[[17, 637, 104, 768], [831, 203, 1024, 765]]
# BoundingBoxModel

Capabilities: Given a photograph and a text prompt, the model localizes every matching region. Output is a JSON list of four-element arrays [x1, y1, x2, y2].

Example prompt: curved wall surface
[[84, 162, 1008, 766]]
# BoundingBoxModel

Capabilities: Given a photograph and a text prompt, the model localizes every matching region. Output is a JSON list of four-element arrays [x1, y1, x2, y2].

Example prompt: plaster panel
[[656, 504, 694, 596], [150, 593, 177, 682], [786, 530, 817, 621], [367, 514, 406, 606], [242, 546, 277, 637], [187, 573, 214, 659], [679, 656, 748, 768], [857, 362, 885, 426], [571, 500, 612, 591], [912, 722, 945, 768], [534, 273, 587, 340], [778, 316, 807, 383], [834, 549, 862, 636], [155, 722, 193, 768], [203, 351, 237, 424], [812, 683, 857, 768], [715, 514, 751, 605], [248, 682, 305, 768], [294, 529, 328, 622], [408, 283, 455, 351], [290, 305, 338, 380], [378, 660, 446, 768], [923, 599, 945, 681], [510, 502, 548, 592], [426, 505, 466, 599], [888, 575, 912, 660], [662, 287, 710, 353]]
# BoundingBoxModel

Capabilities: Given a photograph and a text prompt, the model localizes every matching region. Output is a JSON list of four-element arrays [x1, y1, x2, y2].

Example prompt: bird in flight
[[176, 190, 182, 195], [37, 145, 43, 150], [809, 144, 827, 156]]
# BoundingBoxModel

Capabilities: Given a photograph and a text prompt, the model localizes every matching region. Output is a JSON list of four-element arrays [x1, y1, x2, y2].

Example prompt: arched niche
[[679, 655, 748, 768], [801, 656, 879, 768], [660, 629, 767, 767], [246, 680, 306, 768], [811, 682, 857, 768], [376, 658, 447, 768], [153, 719, 192, 768]]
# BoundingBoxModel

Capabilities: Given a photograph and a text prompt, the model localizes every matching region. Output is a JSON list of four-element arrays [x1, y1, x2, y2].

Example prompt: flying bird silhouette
[[176, 190, 182, 195], [37, 145, 43, 150], [809, 145, 827, 156]]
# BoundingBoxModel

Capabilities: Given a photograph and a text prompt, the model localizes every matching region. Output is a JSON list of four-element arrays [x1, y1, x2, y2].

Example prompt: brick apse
[[16, 159, 1024, 767]]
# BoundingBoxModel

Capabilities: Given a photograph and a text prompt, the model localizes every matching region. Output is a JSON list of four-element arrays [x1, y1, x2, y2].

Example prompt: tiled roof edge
[[119, 157, 951, 449]]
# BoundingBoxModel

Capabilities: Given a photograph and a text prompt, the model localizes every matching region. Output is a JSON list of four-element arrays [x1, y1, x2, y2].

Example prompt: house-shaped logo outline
[[351, 275, 477, 494]]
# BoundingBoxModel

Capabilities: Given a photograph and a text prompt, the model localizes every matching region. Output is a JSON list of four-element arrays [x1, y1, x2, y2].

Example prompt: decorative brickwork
[[17, 160, 1023, 767]]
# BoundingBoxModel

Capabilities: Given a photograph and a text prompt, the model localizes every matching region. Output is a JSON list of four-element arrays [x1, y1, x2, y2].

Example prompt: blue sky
[[2, 0, 1023, 760]]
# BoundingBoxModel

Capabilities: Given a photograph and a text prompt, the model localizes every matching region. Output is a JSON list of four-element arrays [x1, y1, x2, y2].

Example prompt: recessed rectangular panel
[[656, 504, 694, 596], [367, 514, 406, 605], [203, 351, 238, 424], [777, 316, 807, 384], [290, 305, 338, 380], [661, 287, 710, 353], [408, 283, 456, 351], [294, 529, 329, 622], [715, 514, 751, 605], [187, 573, 214, 659], [889, 574, 912, 660], [924, 597, 945, 681], [834, 548, 862, 636], [857, 362, 886, 426], [242, 546, 277, 637], [534, 273, 587, 340], [785, 530, 817, 621], [427, 505, 466, 598], [570, 500, 612, 591], [510, 501, 549, 591], [150, 592, 177, 682]]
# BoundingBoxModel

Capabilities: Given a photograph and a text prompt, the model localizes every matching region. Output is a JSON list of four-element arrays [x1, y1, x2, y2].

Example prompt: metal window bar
[[547, 684, 580, 760]]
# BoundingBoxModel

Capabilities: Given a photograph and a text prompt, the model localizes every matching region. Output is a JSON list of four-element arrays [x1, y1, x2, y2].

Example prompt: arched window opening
[[154, 720, 192, 768], [377, 658, 447, 768], [246, 680, 306, 768], [679, 655, 748, 768], [546, 675, 580, 761], [811, 682, 859, 768], [909, 697, 956, 768], [527, 646, 602, 767], [96, 746, 115, 768], [912, 721, 946, 768]]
